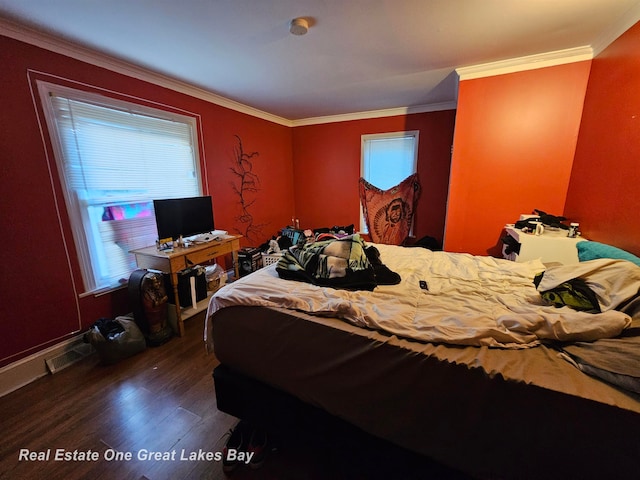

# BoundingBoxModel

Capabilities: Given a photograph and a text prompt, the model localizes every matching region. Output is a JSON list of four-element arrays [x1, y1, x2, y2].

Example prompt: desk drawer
[[185, 243, 232, 265]]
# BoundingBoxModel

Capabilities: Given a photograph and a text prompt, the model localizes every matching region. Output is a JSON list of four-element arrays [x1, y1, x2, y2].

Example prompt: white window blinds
[[38, 82, 201, 293], [361, 132, 418, 190]]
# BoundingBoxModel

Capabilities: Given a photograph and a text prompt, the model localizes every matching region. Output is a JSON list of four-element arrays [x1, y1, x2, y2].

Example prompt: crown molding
[[591, 3, 640, 56], [456, 46, 594, 81], [291, 101, 457, 127], [10, 11, 632, 128], [0, 17, 294, 127], [1, 17, 455, 127]]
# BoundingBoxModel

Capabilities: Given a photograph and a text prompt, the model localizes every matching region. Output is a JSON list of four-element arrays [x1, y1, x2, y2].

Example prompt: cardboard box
[[238, 247, 263, 277]]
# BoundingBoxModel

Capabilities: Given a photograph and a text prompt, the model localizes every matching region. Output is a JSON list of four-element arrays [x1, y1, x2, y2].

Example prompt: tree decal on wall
[[229, 135, 265, 241]]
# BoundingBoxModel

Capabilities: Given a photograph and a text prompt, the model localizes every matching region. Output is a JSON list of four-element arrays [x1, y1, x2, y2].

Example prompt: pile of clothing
[[275, 234, 400, 291]]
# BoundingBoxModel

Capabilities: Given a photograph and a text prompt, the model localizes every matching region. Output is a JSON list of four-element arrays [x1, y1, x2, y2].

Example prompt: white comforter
[[205, 244, 634, 350]]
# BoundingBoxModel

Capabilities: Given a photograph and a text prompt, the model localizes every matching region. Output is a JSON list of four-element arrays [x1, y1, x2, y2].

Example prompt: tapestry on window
[[359, 173, 420, 245]]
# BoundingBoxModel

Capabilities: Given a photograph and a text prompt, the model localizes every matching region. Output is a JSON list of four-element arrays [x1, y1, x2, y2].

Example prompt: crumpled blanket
[[206, 246, 634, 351], [535, 258, 640, 312], [275, 234, 400, 290], [537, 260, 640, 393]]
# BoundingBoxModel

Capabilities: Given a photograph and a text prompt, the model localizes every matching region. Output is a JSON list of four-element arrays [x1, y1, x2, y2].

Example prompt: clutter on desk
[[568, 223, 580, 238], [156, 236, 175, 251], [512, 209, 580, 237]]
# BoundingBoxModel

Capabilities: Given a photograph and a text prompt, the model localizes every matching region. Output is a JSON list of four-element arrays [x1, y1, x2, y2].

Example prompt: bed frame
[[213, 354, 640, 480], [212, 364, 473, 479], [212, 350, 640, 479]]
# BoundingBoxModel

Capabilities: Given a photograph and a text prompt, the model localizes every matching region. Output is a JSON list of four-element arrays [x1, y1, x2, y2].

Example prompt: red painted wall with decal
[[0, 34, 293, 367], [564, 22, 640, 256], [291, 111, 456, 243], [445, 61, 592, 255]]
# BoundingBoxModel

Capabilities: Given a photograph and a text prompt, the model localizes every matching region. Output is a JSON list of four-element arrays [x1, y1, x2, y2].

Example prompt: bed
[[205, 236, 640, 479]]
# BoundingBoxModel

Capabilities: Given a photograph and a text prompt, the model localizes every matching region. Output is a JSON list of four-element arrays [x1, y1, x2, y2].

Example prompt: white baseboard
[[0, 334, 90, 398]]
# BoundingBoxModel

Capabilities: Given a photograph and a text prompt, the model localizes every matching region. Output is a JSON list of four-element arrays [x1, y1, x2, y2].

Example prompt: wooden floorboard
[[0, 311, 473, 480], [0, 312, 235, 480]]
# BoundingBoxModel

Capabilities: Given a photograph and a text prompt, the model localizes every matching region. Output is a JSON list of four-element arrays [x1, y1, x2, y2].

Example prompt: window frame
[[360, 130, 419, 232], [37, 81, 203, 294]]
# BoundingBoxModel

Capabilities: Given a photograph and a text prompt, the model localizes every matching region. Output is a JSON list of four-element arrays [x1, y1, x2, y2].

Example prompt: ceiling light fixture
[[289, 17, 309, 36]]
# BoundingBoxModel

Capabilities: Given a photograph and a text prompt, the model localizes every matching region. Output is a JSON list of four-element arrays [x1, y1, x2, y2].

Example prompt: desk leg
[[170, 271, 185, 337]]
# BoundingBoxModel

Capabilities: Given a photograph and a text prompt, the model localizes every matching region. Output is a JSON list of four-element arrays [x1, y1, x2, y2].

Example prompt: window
[[38, 82, 202, 293], [360, 131, 419, 231]]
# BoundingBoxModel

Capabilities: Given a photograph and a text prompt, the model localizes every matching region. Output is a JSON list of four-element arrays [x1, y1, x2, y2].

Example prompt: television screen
[[153, 196, 214, 241]]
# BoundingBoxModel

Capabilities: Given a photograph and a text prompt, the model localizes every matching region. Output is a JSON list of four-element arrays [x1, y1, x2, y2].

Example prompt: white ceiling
[[1, 0, 639, 123]]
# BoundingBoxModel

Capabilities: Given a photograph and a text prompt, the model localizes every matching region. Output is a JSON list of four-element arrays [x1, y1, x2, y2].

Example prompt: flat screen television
[[153, 196, 214, 241]]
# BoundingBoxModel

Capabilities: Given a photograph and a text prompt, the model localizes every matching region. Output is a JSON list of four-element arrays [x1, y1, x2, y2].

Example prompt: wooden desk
[[131, 235, 241, 336]]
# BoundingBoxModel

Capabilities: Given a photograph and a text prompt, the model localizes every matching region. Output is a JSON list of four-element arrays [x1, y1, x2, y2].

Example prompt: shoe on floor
[[248, 426, 269, 469], [222, 420, 251, 473]]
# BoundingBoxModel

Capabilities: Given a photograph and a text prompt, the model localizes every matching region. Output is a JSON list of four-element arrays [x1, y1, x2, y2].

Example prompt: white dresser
[[502, 226, 587, 264]]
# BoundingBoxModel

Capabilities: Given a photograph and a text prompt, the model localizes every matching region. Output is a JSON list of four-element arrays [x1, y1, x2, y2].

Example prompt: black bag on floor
[[84, 316, 146, 365]]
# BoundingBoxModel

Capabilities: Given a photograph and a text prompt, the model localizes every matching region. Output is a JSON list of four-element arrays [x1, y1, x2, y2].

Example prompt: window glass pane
[[38, 82, 201, 292]]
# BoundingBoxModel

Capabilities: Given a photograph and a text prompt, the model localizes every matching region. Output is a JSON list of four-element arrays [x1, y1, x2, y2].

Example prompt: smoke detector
[[289, 17, 309, 36]]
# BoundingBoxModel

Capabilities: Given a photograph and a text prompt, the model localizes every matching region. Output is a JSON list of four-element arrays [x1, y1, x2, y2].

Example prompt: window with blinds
[[360, 131, 419, 231], [37, 81, 201, 293]]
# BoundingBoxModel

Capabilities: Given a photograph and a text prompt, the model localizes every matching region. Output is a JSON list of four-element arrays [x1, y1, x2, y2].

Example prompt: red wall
[[0, 34, 293, 367], [4, 19, 639, 371], [564, 22, 640, 256], [445, 61, 592, 255], [292, 111, 456, 243]]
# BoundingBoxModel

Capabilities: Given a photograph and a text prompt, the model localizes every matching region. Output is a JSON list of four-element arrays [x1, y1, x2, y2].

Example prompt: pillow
[[577, 241, 640, 267]]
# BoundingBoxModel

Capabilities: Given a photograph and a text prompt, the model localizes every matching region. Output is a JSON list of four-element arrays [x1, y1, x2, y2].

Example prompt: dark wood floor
[[0, 312, 473, 480]]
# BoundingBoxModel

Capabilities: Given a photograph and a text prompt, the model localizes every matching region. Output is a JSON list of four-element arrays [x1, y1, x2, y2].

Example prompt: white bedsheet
[[205, 245, 632, 350]]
